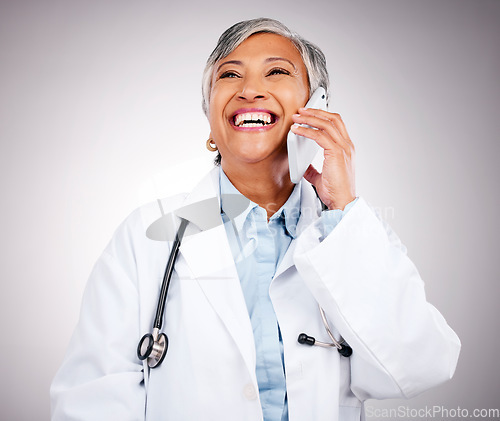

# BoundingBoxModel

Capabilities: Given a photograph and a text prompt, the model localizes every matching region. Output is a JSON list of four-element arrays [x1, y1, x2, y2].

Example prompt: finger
[[290, 123, 336, 152], [292, 113, 352, 155], [303, 164, 321, 188], [299, 108, 350, 138], [294, 110, 354, 156], [290, 123, 347, 157], [299, 108, 352, 143]]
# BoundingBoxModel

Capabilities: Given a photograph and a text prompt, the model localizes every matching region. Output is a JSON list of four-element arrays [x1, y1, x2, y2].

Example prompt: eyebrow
[[216, 60, 243, 73], [216, 57, 297, 73], [265, 57, 297, 70]]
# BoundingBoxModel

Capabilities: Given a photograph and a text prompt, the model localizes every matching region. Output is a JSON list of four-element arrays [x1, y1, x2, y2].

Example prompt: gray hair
[[201, 18, 330, 117]]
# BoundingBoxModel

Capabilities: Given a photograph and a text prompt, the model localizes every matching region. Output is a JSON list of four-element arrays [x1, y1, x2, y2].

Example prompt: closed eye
[[219, 71, 240, 79], [267, 67, 291, 76]]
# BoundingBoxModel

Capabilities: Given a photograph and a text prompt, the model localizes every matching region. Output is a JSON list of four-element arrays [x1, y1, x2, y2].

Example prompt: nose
[[237, 74, 267, 102]]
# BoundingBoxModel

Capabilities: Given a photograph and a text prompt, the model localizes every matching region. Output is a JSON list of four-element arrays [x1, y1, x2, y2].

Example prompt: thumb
[[303, 164, 321, 187]]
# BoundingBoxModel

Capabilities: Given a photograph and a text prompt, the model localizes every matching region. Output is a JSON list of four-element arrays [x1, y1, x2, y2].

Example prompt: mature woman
[[51, 18, 460, 421]]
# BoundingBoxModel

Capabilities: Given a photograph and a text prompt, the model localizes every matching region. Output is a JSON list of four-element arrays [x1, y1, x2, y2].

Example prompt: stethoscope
[[298, 306, 352, 357], [137, 218, 188, 368], [137, 207, 352, 368]]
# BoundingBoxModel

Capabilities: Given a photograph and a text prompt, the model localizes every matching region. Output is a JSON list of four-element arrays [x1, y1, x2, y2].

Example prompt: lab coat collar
[[176, 166, 237, 278], [175, 167, 257, 381]]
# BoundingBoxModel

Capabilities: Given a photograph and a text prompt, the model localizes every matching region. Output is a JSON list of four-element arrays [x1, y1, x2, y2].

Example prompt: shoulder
[[103, 167, 220, 258], [102, 193, 188, 261]]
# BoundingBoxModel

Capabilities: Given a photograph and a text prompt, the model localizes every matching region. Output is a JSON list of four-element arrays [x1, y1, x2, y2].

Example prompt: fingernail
[[292, 113, 300, 117]]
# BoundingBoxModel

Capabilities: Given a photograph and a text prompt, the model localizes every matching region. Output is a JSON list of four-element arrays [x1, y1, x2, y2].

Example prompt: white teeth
[[234, 112, 273, 127]]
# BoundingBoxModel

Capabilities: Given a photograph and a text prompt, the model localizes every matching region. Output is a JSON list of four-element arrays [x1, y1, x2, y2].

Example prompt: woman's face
[[209, 33, 309, 167]]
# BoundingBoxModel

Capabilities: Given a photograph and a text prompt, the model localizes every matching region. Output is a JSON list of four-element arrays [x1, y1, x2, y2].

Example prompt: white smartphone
[[287, 87, 327, 183]]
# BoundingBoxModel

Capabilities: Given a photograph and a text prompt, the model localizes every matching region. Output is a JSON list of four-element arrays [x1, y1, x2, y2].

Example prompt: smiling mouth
[[232, 111, 277, 128]]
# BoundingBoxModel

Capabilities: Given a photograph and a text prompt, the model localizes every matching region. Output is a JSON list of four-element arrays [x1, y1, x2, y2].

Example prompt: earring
[[206, 137, 217, 152]]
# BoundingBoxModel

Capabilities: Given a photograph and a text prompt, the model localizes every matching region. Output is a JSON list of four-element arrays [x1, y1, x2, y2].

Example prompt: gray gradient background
[[1, 0, 499, 419]]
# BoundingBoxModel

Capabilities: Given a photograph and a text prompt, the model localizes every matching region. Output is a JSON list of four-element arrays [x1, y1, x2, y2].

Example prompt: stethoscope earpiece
[[337, 343, 353, 358], [297, 306, 353, 358], [297, 333, 316, 346], [298, 332, 352, 357]]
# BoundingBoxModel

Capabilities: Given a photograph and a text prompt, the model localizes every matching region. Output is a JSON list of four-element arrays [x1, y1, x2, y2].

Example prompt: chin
[[242, 145, 286, 163]]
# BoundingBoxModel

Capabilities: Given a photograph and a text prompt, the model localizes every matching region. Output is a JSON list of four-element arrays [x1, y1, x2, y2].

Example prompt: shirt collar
[[219, 167, 301, 238]]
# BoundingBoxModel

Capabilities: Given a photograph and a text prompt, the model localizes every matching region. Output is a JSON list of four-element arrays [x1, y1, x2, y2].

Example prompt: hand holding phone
[[287, 90, 356, 210], [287, 87, 327, 183]]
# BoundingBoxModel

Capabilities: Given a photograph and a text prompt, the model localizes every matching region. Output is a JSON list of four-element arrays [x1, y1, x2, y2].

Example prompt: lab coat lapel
[[274, 181, 322, 280], [176, 168, 256, 377]]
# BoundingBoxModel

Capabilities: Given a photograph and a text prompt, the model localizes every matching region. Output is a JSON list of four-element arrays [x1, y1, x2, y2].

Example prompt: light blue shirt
[[219, 168, 356, 421]]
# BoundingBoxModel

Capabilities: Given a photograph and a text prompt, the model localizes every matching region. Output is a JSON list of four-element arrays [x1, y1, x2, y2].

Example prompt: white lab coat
[[51, 167, 460, 421]]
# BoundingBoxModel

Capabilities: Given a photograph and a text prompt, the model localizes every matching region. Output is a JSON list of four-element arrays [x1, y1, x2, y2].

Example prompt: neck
[[221, 157, 294, 219]]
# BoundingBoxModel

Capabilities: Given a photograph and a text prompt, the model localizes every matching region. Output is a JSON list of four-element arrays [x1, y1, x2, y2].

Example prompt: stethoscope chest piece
[[137, 328, 169, 368]]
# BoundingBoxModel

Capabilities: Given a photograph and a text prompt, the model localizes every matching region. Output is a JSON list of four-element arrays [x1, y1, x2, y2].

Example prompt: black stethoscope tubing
[[153, 218, 188, 330], [137, 218, 188, 367]]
